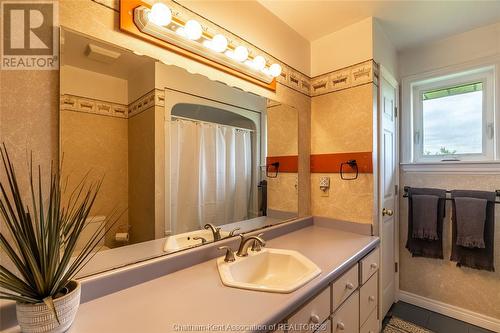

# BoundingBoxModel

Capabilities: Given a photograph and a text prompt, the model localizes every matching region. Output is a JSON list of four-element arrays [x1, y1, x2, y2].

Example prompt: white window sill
[[401, 161, 500, 174]]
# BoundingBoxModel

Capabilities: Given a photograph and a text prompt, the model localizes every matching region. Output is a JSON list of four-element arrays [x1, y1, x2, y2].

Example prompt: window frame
[[412, 67, 495, 163]]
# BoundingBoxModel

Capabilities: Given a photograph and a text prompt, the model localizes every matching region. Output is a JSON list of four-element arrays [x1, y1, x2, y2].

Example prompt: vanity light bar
[[133, 3, 282, 84]]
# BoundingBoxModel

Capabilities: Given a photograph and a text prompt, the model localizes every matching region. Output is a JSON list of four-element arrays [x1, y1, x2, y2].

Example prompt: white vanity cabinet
[[278, 247, 380, 333]]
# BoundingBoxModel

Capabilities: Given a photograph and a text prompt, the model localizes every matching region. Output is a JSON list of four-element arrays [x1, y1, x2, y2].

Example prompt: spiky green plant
[[0, 144, 118, 314]]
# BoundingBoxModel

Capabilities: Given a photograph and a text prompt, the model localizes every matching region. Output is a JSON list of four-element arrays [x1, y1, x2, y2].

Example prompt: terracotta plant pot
[[16, 281, 81, 333]]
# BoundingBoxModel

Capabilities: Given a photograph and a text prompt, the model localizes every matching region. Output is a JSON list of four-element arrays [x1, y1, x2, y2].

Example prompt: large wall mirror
[[59, 28, 299, 277]]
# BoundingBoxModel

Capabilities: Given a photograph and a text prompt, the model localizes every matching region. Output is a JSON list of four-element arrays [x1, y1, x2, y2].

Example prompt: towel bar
[[402, 186, 500, 204]]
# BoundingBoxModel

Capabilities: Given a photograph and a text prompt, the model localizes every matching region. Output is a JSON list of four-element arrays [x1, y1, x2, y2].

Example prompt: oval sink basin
[[217, 248, 321, 293]]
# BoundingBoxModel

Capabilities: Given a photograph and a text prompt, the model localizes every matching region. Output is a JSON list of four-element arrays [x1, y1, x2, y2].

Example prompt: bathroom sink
[[164, 229, 230, 252], [217, 248, 321, 293]]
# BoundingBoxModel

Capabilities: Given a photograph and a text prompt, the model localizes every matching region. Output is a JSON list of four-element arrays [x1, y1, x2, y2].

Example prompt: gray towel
[[406, 187, 447, 259], [451, 190, 496, 272], [412, 194, 440, 240], [454, 197, 487, 248]]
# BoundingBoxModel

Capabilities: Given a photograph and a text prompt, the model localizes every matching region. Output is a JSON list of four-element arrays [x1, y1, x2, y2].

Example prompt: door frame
[[377, 65, 400, 313]]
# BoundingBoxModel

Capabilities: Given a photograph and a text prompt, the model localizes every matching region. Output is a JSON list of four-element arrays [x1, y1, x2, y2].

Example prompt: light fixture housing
[[128, 3, 278, 86]]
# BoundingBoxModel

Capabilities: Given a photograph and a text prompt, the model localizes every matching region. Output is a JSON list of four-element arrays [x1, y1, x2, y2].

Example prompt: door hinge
[[395, 184, 399, 195], [395, 262, 399, 273], [394, 106, 398, 117]]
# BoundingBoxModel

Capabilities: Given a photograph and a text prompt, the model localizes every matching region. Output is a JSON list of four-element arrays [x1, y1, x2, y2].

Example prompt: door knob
[[382, 208, 394, 216]]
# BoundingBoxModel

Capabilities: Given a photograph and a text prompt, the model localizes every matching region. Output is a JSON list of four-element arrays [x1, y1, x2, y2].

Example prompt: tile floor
[[384, 302, 495, 333]]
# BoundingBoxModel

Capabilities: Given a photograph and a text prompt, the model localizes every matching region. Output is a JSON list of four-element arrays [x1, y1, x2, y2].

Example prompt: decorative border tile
[[60, 89, 165, 119], [60, 94, 128, 118], [128, 89, 165, 117], [310, 60, 379, 97]]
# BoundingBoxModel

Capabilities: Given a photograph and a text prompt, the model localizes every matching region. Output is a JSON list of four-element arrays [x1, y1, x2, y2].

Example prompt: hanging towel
[[406, 187, 447, 259], [412, 194, 440, 240], [454, 197, 487, 248], [451, 190, 496, 272]]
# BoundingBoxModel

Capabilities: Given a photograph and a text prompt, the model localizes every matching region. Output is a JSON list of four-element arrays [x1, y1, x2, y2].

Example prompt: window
[[412, 67, 495, 162]]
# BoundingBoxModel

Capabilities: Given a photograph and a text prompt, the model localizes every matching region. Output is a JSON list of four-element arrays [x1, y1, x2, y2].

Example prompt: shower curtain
[[170, 119, 252, 234]]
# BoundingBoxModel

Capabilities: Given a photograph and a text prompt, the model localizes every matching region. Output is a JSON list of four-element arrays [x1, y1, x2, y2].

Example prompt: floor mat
[[383, 316, 434, 333]]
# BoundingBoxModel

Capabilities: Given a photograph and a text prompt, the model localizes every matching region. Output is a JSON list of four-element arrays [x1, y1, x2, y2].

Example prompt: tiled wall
[[60, 104, 129, 247], [310, 83, 376, 224]]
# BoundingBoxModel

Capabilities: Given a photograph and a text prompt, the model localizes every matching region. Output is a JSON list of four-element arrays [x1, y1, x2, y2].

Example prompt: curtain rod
[[171, 115, 255, 132]]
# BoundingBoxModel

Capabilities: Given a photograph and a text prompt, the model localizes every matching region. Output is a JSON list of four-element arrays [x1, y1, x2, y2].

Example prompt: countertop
[[70, 225, 378, 333]]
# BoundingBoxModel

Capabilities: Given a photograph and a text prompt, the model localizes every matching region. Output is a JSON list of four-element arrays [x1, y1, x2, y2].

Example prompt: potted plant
[[0, 145, 118, 333]]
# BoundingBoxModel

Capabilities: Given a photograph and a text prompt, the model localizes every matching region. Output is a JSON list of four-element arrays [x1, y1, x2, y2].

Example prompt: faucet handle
[[251, 233, 265, 252], [228, 227, 241, 237], [218, 246, 235, 263], [193, 236, 207, 244]]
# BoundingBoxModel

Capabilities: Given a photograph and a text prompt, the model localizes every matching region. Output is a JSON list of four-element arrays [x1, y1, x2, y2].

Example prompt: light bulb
[[184, 20, 202, 40], [148, 3, 172, 26], [233, 45, 248, 62], [210, 34, 228, 53], [253, 55, 266, 71], [269, 63, 282, 77]]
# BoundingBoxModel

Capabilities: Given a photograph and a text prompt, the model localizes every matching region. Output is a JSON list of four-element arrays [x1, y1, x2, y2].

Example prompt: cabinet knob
[[370, 263, 378, 269], [345, 282, 354, 290], [369, 295, 376, 302], [310, 314, 320, 324], [337, 322, 345, 330]]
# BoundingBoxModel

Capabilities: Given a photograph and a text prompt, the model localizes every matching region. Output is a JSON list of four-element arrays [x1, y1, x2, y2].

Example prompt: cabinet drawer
[[359, 273, 378, 326], [360, 248, 379, 285], [332, 291, 359, 333], [332, 264, 359, 311], [288, 286, 331, 333], [360, 308, 378, 333]]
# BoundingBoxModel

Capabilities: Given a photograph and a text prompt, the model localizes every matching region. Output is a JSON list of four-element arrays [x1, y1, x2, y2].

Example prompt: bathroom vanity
[[283, 244, 379, 333], [26, 219, 379, 333]]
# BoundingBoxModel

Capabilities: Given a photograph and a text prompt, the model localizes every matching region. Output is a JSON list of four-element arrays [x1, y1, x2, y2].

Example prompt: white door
[[379, 73, 398, 319]]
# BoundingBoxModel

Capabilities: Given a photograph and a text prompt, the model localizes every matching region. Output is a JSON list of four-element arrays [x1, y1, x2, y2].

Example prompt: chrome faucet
[[204, 223, 222, 241], [236, 234, 266, 257]]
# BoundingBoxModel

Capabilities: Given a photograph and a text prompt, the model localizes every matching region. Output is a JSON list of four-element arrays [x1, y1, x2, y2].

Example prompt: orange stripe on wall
[[310, 152, 373, 173], [266, 156, 298, 173]]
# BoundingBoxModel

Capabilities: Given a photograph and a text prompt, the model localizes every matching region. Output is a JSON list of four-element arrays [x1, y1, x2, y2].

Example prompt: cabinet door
[[360, 273, 378, 326], [288, 287, 331, 333], [332, 291, 359, 333], [360, 309, 379, 333], [332, 264, 359, 311]]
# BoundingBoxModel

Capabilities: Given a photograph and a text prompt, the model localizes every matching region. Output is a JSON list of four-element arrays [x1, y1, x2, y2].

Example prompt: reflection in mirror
[[59, 28, 298, 276]]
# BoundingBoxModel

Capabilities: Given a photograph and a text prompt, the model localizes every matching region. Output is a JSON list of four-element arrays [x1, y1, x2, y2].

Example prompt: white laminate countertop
[[5, 225, 379, 333]]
